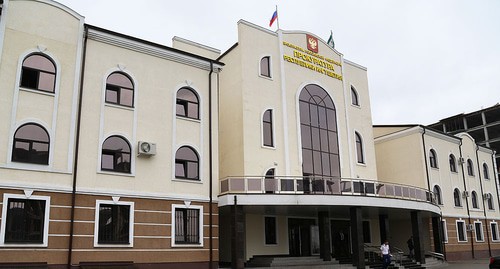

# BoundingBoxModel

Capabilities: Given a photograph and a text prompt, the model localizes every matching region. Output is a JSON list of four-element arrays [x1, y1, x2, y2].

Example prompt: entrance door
[[331, 220, 351, 259], [288, 218, 316, 256]]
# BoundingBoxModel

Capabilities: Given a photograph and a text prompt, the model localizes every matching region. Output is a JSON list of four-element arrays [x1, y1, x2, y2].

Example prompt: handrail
[[219, 176, 438, 205], [426, 251, 445, 261]]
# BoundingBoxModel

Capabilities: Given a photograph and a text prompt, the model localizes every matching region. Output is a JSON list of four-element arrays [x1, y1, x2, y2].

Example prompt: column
[[318, 211, 332, 261], [432, 216, 444, 254], [231, 204, 245, 269], [350, 207, 365, 269], [379, 214, 390, 244], [411, 211, 425, 264]]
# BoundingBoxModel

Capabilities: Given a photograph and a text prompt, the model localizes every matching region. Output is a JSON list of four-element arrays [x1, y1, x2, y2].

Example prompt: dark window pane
[[311, 127, 320, 150], [351, 87, 359, 105], [12, 124, 50, 165], [302, 149, 313, 174], [107, 73, 133, 88], [175, 208, 200, 244], [101, 136, 131, 173], [23, 55, 55, 72], [318, 107, 327, 128], [175, 147, 199, 180], [106, 73, 134, 107], [265, 217, 277, 244], [327, 109, 337, 131], [120, 88, 134, 107], [176, 88, 199, 119], [38, 72, 55, 92], [15, 124, 49, 142], [301, 125, 311, 149], [260, 57, 270, 77], [299, 102, 310, 124], [263, 110, 273, 147], [313, 151, 321, 175], [98, 204, 130, 244], [321, 153, 330, 175], [310, 106, 319, 127], [106, 87, 118, 104], [20, 69, 38, 89], [5, 199, 46, 243]]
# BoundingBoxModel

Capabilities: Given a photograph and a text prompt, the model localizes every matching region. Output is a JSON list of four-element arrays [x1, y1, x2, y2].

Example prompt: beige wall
[[245, 214, 289, 260]]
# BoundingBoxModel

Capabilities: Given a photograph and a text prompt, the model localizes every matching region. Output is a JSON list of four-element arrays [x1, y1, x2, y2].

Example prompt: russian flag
[[269, 10, 278, 27]]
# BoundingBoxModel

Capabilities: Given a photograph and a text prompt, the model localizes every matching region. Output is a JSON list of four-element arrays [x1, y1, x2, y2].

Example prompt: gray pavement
[[444, 259, 489, 268]]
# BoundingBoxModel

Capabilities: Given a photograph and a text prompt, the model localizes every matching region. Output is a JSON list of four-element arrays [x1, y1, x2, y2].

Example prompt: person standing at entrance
[[380, 240, 391, 269], [407, 236, 414, 259]]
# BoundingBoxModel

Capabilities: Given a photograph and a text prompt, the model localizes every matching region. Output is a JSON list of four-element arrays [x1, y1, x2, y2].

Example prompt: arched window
[[453, 188, 462, 207], [467, 159, 474, 176], [176, 87, 199, 120], [471, 191, 479, 209], [101, 136, 131, 173], [429, 149, 438, 168], [487, 194, 494, 210], [299, 84, 340, 179], [263, 109, 274, 147], [12, 123, 50, 164], [260, 56, 271, 77], [449, 154, 457, 172], [175, 146, 199, 180], [484, 163, 490, 179], [265, 168, 276, 193], [20, 54, 56, 93], [351, 86, 359, 106], [355, 132, 364, 164], [105, 72, 134, 107], [433, 185, 442, 205]]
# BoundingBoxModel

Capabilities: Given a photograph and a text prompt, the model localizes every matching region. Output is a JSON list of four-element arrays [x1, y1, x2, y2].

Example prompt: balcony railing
[[219, 176, 437, 205]]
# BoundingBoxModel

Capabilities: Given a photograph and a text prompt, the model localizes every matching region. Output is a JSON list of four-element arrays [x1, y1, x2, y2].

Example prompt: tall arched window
[[483, 163, 490, 179], [101, 136, 131, 173], [175, 146, 199, 180], [453, 188, 462, 207], [487, 194, 494, 210], [429, 149, 438, 168], [355, 132, 364, 164], [20, 54, 56, 93], [351, 86, 359, 106], [449, 154, 457, 172], [264, 168, 276, 193], [433, 185, 442, 205], [263, 109, 274, 147], [176, 87, 199, 119], [12, 123, 50, 164], [106, 72, 134, 107], [260, 56, 271, 77], [299, 84, 339, 179], [471, 191, 479, 209], [467, 159, 474, 176]]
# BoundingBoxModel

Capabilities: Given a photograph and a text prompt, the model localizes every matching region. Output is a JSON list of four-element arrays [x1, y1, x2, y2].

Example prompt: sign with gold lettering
[[306, 34, 318, 53]]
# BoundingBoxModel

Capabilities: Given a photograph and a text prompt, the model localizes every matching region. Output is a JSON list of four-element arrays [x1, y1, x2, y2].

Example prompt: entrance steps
[[245, 256, 355, 268]]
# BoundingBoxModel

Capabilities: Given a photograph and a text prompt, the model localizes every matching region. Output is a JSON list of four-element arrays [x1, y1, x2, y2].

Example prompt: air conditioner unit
[[138, 141, 156, 156], [458, 157, 465, 164], [462, 190, 470, 198], [466, 224, 474, 231], [484, 193, 492, 200]]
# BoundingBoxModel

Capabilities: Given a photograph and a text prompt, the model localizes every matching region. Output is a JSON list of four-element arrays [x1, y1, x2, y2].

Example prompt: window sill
[[356, 162, 366, 167], [94, 243, 133, 248], [258, 74, 273, 81], [4, 162, 53, 172], [171, 243, 204, 248], [172, 178, 203, 184], [105, 103, 135, 111], [351, 104, 361, 109], [261, 145, 276, 150], [0, 243, 48, 248], [98, 170, 135, 177], [176, 115, 201, 123], [19, 87, 55, 96]]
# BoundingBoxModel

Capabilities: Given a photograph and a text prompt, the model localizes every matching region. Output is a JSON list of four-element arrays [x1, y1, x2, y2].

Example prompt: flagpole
[[276, 5, 280, 30]]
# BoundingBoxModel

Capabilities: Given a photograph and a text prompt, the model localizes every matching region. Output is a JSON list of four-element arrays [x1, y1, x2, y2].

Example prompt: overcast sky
[[56, 0, 500, 125]]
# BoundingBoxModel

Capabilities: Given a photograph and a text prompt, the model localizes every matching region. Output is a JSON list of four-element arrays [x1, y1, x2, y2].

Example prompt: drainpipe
[[458, 140, 474, 258], [421, 127, 431, 192], [476, 146, 491, 257], [67, 26, 88, 269], [208, 61, 214, 269]]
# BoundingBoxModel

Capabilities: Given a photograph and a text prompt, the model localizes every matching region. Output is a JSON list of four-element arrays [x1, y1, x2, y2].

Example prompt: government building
[[0, 1, 498, 269]]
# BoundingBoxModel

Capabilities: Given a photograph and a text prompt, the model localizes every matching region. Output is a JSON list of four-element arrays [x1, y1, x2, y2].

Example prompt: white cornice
[[344, 59, 367, 71], [237, 20, 278, 37], [374, 126, 422, 144], [172, 36, 220, 54], [425, 128, 461, 144], [87, 29, 223, 72]]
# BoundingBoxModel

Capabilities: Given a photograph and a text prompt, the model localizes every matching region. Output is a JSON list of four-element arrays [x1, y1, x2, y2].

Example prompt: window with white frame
[[263, 109, 274, 147], [453, 188, 462, 207], [491, 222, 499, 242], [0, 194, 50, 246], [457, 220, 467, 242], [471, 191, 479, 209], [441, 220, 448, 243], [483, 163, 490, 180], [429, 149, 438, 168], [260, 56, 271, 78], [264, 216, 277, 245], [474, 221, 484, 242], [94, 200, 134, 246], [172, 204, 203, 246], [487, 194, 495, 210]]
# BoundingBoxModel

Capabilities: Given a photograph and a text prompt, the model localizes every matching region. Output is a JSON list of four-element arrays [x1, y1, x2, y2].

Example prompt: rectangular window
[[1, 194, 50, 246], [174, 208, 200, 245], [492, 222, 499, 241], [363, 221, 371, 243], [95, 201, 134, 246], [265, 216, 277, 245], [475, 222, 484, 242], [263, 110, 274, 147], [457, 221, 467, 242], [442, 220, 448, 243]]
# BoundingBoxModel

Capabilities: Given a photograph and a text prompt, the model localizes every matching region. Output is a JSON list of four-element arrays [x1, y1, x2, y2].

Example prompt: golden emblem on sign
[[306, 34, 319, 53]]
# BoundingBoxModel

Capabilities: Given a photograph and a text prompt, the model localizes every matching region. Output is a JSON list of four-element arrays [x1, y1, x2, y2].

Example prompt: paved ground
[[444, 259, 489, 268]]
